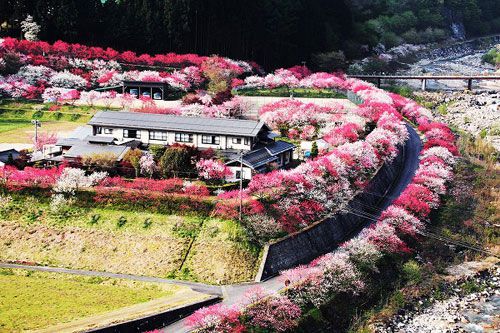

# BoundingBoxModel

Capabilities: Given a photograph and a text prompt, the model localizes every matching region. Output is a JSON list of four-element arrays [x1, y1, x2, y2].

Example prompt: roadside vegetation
[[0, 268, 202, 332], [338, 99, 500, 333], [291, 134, 499, 333]]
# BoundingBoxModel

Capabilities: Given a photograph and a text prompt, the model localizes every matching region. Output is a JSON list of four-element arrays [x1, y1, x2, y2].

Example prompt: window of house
[[149, 131, 167, 141], [104, 128, 113, 134], [244, 138, 250, 145], [95, 127, 102, 134], [175, 133, 193, 143], [285, 151, 291, 164], [235, 170, 241, 179], [232, 137, 242, 144], [124, 129, 141, 139], [202, 135, 220, 145]]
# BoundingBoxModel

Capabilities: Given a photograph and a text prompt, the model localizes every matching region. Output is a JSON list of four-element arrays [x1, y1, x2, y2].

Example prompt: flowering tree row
[[214, 79, 410, 242], [186, 77, 458, 332], [258, 98, 364, 141], [0, 165, 212, 198], [237, 68, 349, 91], [1, 37, 254, 70], [0, 37, 255, 100]]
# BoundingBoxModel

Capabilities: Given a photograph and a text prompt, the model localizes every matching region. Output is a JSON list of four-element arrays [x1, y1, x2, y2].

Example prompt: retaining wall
[[89, 296, 221, 333], [255, 135, 409, 281]]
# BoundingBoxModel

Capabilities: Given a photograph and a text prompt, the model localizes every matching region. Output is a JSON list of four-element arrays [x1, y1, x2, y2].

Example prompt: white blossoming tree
[[20, 15, 41, 41], [139, 153, 156, 177], [53, 168, 107, 196]]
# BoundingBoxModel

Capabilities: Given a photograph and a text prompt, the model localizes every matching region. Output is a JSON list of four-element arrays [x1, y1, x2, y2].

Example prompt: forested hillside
[[1, 0, 499, 69]]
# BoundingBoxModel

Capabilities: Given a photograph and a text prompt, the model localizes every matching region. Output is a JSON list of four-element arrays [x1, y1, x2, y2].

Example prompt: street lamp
[[239, 150, 244, 222], [31, 120, 41, 151]]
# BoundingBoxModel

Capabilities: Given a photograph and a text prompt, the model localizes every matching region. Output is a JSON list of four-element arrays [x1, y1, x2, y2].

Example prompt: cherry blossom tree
[[139, 153, 156, 177], [53, 168, 107, 195], [49, 70, 87, 89], [32, 132, 57, 151], [185, 304, 244, 333]]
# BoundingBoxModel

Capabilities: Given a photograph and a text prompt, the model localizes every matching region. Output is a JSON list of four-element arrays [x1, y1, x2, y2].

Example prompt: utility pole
[[31, 120, 41, 151], [239, 150, 244, 223]]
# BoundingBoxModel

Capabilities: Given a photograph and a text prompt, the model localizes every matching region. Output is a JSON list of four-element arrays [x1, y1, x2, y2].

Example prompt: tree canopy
[[1, 0, 498, 69]]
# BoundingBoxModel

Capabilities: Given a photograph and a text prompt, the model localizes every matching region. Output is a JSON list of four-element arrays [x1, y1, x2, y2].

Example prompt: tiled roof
[[88, 111, 269, 137], [64, 143, 130, 161], [264, 140, 296, 155], [226, 140, 295, 169], [85, 135, 115, 144]]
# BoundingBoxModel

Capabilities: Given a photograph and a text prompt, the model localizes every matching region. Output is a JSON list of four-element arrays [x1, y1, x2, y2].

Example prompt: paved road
[[163, 124, 423, 333], [0, 263, 222, 296]]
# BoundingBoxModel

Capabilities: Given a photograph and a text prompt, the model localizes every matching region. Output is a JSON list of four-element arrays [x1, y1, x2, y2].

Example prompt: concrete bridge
[[347, 75, 500, 91]]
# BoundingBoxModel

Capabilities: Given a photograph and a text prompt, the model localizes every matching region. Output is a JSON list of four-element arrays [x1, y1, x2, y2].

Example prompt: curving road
[[162, 124, 422, 333]]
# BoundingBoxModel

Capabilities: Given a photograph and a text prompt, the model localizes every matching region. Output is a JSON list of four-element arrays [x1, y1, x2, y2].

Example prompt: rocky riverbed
[[413, 90, 500, 152], [374, 262, 499, 333]]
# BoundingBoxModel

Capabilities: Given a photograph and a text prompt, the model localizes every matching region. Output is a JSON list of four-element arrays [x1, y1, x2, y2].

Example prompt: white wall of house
[[93, 126, 254, 150], [227, 165, 253, 181]]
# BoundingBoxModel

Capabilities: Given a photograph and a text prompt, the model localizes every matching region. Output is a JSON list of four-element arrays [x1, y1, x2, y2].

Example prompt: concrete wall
[[255, 138, 408, 281], [88, 296, 221, 333]]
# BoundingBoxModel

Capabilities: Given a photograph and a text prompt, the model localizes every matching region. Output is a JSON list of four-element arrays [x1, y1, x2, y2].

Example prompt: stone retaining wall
[[255, 135, 409, 281]]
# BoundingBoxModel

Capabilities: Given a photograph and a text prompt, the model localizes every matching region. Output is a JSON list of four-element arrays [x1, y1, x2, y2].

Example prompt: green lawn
[[0, 99, 111, 143], [0, 118, 83, 143], [0, 118, 31, 133], [234, 87, 347, 98], [0, 268, 198, 332]]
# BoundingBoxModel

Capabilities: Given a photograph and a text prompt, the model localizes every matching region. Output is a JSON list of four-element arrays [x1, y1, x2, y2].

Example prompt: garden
[[0, 267, 208, 332]]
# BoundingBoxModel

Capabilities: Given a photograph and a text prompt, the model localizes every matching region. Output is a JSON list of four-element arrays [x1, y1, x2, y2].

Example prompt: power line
[[344, 207, 498, 258]]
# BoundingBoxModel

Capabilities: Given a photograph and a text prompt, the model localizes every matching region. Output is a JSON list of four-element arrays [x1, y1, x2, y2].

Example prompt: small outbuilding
[[122, 81, 173, 100]]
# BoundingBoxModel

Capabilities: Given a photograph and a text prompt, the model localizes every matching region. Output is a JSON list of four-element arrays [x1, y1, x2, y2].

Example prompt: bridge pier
[[377, 78, 381, 88], [467, 79, 473, 91], [421, 79, 427, 91]]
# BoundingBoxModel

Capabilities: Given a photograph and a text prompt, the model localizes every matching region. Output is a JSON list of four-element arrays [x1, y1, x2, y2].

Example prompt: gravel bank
[[374, 263, 499, 333], [414, 90, 500, 151]]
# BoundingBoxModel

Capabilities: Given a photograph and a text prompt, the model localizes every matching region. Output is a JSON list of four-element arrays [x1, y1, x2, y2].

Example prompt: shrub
[[117, 216, 127, 228], [402, 260, 422, 285], [143, 218, 152, 229], [89, 214, 100, 225]]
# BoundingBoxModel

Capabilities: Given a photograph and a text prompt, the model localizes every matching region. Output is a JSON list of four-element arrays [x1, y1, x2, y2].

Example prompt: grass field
[[0, 193, 260, 284], [0, 118, 84, 143], [234, 87, 347, 98], [0, 268, 205, 332], [0, 99, 107, 144]]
